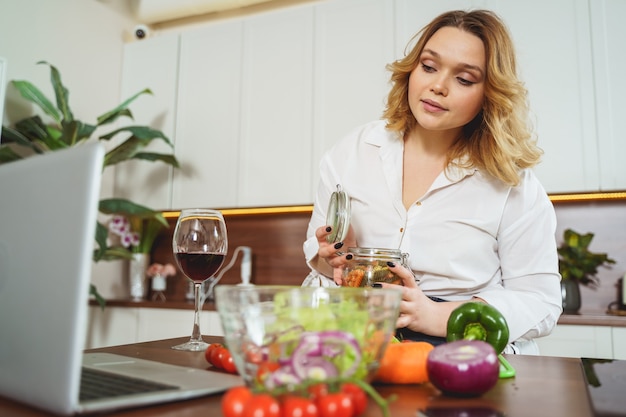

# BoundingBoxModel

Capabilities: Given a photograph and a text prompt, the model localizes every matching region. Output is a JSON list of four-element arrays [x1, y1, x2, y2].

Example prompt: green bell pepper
[[446, 302, 510, 354]]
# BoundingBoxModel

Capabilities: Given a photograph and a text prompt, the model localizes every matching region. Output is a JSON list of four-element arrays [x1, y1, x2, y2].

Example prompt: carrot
[[373, 341, 434, 384]]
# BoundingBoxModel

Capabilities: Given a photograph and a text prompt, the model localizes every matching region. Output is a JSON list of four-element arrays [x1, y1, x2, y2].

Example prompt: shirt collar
[[364, 122, 478, 184]]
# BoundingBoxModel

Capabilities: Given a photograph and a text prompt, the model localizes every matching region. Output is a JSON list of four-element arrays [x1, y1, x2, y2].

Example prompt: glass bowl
[[214, 285, 401, 390]]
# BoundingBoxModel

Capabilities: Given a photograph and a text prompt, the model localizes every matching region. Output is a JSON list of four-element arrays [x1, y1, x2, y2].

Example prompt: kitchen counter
[[559, 308, 626, 327], [0, 336, 598, 417]]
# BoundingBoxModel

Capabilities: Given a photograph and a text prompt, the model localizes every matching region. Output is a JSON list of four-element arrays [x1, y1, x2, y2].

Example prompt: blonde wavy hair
[[383, 10, 542, 186]]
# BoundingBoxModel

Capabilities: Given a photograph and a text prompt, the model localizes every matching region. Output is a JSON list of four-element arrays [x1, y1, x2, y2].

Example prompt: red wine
[[175, 252, 225, 282]]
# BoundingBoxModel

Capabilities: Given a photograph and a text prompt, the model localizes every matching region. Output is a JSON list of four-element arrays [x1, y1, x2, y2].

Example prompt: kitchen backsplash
[[553, 199, 626, 313], [144, 196, 625, 313]]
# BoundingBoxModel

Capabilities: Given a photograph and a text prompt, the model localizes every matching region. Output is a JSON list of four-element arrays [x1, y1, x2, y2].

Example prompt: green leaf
[[38, 61, 74, 122], [15, 116, 54, 145], [1, 125, 45, 153], [100, 246, 135, 261], [99, 198, 168, 227], [76, 121, 97, 141], [90, 284, 106, 310], [0, 145, 25, 163], [97, 88, 152, 126], [11, 80, 62, 123], [103, 136, 146, 166], [100, 125, 172, 146], [558, 228, 616, 287], [93, 222, 109, 261], [133, 152, 180, 168]]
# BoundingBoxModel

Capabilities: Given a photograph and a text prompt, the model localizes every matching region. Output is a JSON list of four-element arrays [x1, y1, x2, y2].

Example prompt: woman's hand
[[382, 263, 464, 338], [315, 225, 356, 285]]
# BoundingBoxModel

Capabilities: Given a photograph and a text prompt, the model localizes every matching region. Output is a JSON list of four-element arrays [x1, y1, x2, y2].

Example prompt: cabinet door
[[535, 325, 613, 359], [172, 21, 243, 209], [394, 0, 486, 55], [238, 6, 314, 207], [590, 0, 626, 191], [613, 327, 626, 360], [485, 0, 598, 193], [136, 308, 221, 342], [311, 0, 394, 196], [86, 306, 139, 349], [117, 33, 180, 210]]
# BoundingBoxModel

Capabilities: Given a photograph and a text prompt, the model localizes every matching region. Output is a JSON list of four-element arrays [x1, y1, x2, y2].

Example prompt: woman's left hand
[[382, 263, 460, 338]]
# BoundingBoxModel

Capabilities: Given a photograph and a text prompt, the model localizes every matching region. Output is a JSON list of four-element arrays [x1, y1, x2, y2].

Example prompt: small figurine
[[146, 263, 176, 301]]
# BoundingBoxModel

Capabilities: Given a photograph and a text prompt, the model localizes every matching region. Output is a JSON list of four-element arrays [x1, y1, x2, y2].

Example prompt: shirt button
[[416, 201, 422, 206], [400, 228, 404, 233]]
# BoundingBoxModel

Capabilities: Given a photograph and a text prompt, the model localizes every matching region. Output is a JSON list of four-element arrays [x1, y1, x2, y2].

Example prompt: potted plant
[[0, 61, 180, 306], [558, 228, 615, 313]]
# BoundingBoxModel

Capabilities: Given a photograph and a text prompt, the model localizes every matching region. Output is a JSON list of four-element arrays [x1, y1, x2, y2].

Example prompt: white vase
[[129, 253, 149, 301]]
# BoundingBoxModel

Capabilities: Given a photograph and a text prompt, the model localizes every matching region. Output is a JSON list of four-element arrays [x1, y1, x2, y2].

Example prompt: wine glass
[[171, 208, 228, 351]]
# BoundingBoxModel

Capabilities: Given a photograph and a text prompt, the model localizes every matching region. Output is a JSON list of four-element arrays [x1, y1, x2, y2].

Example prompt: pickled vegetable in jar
[[342, 248, 408, 287]]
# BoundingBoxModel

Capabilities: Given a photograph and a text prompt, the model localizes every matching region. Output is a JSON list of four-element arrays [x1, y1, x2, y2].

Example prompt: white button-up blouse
[[303, 120, 563, 345]]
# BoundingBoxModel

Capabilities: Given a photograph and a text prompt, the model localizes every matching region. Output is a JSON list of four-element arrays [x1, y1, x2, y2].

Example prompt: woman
[[302, 10, 562, 354]]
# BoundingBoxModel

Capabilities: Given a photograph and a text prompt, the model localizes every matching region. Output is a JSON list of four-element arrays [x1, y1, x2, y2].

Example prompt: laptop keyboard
[[80, 367, 178, 401]]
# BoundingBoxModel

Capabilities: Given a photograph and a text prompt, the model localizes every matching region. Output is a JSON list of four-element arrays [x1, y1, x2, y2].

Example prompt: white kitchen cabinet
[[613, 327, 626, 360], [86, 306, 222, 349], [86, 306, 139, 349], [394, 0, 487, 54], [396, 0, 598, 194], [136, 308, 223, 343], [590, 0, 626, 191], [311, 0, 395, 196], [535, 324, 614, 359], [117, 33, 180, 210], [172, 21, 243, 209], [172, 4, 314, 208], [486, 0, 598, 193], [119, 0, 624, 208], [238, 6, 314, 207]]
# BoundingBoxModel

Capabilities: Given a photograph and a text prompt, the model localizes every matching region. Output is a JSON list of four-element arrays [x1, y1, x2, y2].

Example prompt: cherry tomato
[[243, 394, 280, 417], [340, 383, 367, 416], [222, 386, 252, 417], [221, 350, 238, 374], [256, 361, 280, 382], [307, 383, 329, 402], [210, 346, 228, 369], [281, 395, 318, 417], [243, 342, 264, 364], [316, 393, 353, 417], [205, 342, 223, 365]]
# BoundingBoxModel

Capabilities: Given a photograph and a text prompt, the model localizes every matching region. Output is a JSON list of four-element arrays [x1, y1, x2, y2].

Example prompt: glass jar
[[342, 247, 408, 287]]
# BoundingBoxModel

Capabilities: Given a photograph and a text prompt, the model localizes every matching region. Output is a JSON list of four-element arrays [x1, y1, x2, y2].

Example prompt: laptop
[[582, 358, 626, 417], [0, 142, 241, 415]]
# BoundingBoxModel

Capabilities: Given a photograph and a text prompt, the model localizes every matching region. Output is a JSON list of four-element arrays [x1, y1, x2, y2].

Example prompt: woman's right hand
[[315, 225, 356, 285]]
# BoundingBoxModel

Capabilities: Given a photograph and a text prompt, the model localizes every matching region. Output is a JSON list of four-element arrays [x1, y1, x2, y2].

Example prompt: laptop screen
[[582, 357, 626, 417]]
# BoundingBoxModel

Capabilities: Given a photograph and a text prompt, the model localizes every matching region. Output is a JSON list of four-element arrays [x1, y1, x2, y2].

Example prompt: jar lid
[[325, 184, 351, 244], [347, 247, 401, 258]]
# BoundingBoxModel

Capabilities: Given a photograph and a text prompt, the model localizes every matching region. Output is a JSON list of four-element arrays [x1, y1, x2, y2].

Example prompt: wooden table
[[0, 336, 595, 417]]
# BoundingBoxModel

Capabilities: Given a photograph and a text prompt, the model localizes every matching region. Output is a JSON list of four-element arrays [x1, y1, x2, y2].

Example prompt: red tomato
[[222, 386, 252, 417], [221, 350, 238, 374], [255, 361, 280, 382], [205, 343, 223, 365], [281, 396, 318, 417], [307, 383, 329, 402], [243, 342, 264, 364], [316, 393, 353, 417], [243, 394, 280, 417], [340, 383, 367, 416], [210, 346, 228, 369]]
